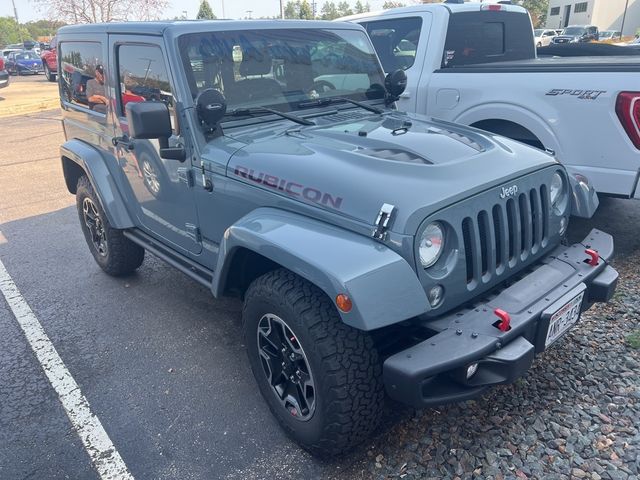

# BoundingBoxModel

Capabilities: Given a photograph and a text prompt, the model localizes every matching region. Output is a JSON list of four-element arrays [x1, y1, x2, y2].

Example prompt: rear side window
[[116, 44, 175, 125], [361, 17, 422, 72], [442, 11, 535, 68], [58, 42, 106, 114]]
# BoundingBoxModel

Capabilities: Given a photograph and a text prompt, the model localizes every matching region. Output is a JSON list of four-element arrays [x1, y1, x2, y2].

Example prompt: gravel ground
[[332, 246, 639, 480]]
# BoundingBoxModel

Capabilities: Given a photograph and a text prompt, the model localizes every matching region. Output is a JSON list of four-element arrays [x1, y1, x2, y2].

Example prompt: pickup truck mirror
[[125, 101, 172, 140], [196, 88, 227, 128], [384, 69, 408, 105]]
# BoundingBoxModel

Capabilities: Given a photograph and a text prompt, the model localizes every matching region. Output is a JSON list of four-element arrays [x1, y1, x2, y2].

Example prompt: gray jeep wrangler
[[57, 20, 618, 455]]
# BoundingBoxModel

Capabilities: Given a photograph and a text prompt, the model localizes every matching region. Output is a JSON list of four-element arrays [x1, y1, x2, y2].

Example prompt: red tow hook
[[585, 248, 600, 266], [494, 308, 511, 332]]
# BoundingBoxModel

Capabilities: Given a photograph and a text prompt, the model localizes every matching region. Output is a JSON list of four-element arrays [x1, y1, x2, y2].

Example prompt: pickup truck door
[[108, 35, 202, 255], [359, 12, 432, 113]]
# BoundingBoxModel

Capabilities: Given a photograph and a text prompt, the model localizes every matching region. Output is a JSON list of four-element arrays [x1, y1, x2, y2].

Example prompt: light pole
[[280, 0, 285, 19], [620, 0, 631, 38], [11, 0, 23, 43]]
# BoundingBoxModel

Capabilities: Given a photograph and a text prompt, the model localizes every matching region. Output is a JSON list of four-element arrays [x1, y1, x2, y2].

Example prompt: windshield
[[178, 28, 386, 113], [563, 27, 586, 36], [16, 51, 39, 60], [534, 29, 543, 36]]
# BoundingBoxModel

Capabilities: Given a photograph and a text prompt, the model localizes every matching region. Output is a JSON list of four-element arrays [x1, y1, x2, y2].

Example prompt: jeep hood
[[226, 112, 557, 234]]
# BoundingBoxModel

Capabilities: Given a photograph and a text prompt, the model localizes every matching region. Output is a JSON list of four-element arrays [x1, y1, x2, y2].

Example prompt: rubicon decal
[[234, 166, 343, 209], [546, 89, 606, 100]]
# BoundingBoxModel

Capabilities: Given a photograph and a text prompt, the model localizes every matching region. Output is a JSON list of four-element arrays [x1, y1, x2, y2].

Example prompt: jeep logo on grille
[[499, 185, 519, 199]]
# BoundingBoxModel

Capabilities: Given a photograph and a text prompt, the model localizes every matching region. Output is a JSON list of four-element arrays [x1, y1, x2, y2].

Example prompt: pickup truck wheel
[[76, 176, 145, 276], [243, 269, 384, 456], [44, 64, 56, 82]]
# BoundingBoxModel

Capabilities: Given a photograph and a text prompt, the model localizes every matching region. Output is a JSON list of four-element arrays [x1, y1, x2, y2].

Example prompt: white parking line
[[0, 257, 134, 480]]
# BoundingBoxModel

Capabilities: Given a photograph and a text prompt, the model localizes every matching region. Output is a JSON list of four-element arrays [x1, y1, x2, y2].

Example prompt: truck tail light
[[0, 57, 4, 71], [481, 4, 505, 11], [616, 92, 640, 150]]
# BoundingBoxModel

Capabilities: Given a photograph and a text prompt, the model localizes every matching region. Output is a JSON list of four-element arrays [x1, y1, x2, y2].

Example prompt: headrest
[[239, 48, 273, 76]]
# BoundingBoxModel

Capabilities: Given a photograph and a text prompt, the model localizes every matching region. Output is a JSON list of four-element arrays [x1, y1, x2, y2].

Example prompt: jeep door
[[109, 36, 202, 255]]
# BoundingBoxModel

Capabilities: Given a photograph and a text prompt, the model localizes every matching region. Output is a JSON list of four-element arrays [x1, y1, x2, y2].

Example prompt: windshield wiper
[[226, 107, 315, 126], [297, 97, 385, 114]]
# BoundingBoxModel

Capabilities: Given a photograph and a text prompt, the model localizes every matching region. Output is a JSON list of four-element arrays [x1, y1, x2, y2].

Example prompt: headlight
[[550, 172, 565, 207], [419, 222, 444, 268]]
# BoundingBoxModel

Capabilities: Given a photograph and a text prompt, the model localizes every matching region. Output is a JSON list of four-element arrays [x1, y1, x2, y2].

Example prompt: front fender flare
[[213, 208, 430, 331], [61, 139, 134, 229]]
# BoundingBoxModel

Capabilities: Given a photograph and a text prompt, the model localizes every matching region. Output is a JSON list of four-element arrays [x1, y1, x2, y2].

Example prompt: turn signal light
[[616, 92, 640, 150], [336, 294, 352, 313]]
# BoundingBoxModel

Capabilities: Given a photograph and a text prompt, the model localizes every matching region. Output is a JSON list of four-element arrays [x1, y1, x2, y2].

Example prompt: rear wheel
[[76, 176, 145, 276], [243, 269, 384, 456], [44, 63, 56, 82]]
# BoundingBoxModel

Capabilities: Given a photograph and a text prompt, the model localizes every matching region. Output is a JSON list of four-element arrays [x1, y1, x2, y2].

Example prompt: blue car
[[6, 50, 43, 75]]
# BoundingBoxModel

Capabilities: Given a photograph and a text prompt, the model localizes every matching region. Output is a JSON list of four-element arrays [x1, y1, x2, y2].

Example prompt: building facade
[[545, 0, 640, 35]]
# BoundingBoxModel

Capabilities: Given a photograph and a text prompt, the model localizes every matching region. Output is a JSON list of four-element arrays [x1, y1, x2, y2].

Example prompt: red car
[[41, 36, 57, 82], [0, 57, 9, 88]]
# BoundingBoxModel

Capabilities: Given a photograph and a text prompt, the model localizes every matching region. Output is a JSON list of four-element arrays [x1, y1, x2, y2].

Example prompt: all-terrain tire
[[243, 269, 384, 457], [76, 176, 144, 276]]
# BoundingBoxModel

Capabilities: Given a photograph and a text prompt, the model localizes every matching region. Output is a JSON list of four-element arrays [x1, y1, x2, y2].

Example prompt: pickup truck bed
[[438, 56, 640, 73]]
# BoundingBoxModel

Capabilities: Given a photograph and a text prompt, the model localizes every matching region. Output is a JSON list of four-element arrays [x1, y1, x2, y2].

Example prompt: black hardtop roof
[[57, 19, 359, 37]]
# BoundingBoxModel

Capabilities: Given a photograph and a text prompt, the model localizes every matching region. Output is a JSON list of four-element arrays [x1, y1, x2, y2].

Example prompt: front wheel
[[243, 269, 384, 456], [76, 176, 145, 276]]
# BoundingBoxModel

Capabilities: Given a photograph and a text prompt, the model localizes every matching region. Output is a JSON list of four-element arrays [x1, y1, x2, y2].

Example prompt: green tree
[[353, 0, 369, 13], [382, 1, 404, 9], [284, 0, 299, 19], [299, 0, 314, 19], [514, 0, 549, 27], [0, 17, 30, 46], [320, 1, 339, 20], [337, 1, 353, 17], [196, 0, 217, 19]]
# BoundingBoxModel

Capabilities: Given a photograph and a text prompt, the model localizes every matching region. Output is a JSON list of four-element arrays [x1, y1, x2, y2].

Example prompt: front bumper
[[0, 70, 8, 88], [17, 64, 43, 74], [384, 229, 617, 408]]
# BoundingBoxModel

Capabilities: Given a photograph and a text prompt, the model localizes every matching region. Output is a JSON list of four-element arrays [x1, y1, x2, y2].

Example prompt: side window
[[116, 44, 174, 126], [443, 12, 534, 67], [58, 41, 106, 115], [362, 17, 422, 72]]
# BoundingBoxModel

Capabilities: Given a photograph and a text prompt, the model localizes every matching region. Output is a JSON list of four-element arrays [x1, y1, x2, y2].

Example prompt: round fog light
[[559, 216, 569, 236], [466, 363, 479, 380], [428, 285, 444, 307]]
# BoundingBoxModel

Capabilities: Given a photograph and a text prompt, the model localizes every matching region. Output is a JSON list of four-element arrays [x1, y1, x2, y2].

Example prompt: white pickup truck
[[343, 1, 640, 199]]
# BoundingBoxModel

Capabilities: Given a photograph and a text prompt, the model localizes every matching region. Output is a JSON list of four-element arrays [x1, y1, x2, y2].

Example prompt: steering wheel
[[311, 80, 336, 94]]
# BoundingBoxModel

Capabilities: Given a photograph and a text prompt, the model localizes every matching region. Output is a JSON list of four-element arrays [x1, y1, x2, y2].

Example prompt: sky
[[0, 0, 398, 22]]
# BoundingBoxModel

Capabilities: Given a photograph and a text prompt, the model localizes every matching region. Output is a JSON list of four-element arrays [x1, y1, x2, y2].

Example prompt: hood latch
[[372, 203, 396, 240]]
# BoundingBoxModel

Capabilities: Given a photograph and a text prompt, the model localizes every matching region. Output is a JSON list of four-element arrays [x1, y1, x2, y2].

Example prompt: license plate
[[545, 292, 584, 348]]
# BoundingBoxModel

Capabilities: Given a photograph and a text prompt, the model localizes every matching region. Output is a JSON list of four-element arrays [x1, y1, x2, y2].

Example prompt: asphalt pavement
[[0, 107, 638, 480]]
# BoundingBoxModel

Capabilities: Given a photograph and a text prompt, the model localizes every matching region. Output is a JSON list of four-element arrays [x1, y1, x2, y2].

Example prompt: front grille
[[461, 185, 549, 290]]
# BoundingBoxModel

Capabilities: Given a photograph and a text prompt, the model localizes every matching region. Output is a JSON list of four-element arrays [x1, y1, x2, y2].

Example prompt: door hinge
[[178, 168, 194, 187], [372, 203, 395, 240], [185, 223, 202, 243]]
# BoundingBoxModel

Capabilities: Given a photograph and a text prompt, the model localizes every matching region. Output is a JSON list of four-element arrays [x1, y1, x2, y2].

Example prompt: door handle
[[112, 135, 134, 151]]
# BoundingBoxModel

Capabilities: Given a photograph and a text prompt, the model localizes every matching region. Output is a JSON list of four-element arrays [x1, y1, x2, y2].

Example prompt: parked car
[[57, 19, 617, 455], [2, 48, 22, 61], [6, 50, 43, 75], [552, 25, 599, 43], [41, 36, 58, 82], [534, 28, 557, 47], [344, 3, 640, 200], [0, 56, 9, 89], [599, 30, 622, 41]]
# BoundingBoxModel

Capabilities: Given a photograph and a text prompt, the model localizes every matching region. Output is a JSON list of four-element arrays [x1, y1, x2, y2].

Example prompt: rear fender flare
[[455, 103, 561, 157], [60, 139, 134, 229], [213, 208, 430, 331]]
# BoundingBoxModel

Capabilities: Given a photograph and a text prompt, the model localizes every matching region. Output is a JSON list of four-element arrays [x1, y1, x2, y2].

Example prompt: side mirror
[[125, 102, 185, 161], [196, 88, 227, 128], [384, 69, 408, 105], [126, 101, 172, 139]]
